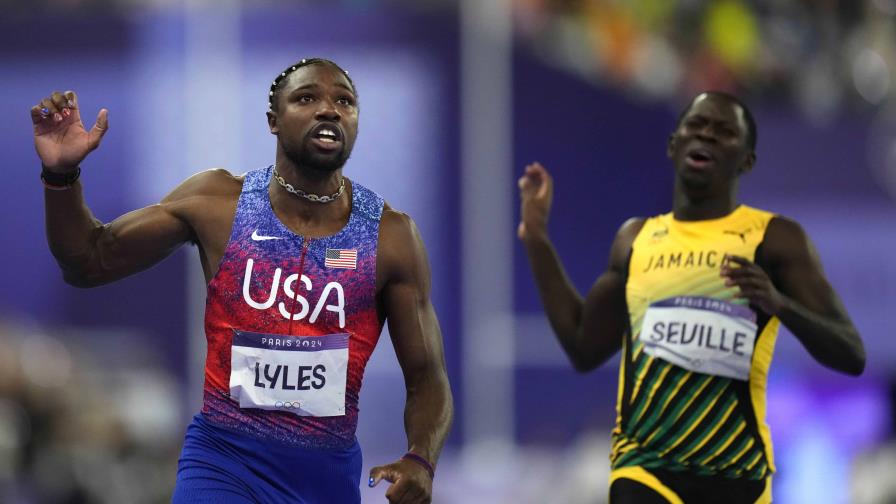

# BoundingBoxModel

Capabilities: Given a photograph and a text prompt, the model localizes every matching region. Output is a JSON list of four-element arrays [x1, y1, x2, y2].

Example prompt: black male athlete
[[518, 92, 865, 503], [32, 58, 452, 504]]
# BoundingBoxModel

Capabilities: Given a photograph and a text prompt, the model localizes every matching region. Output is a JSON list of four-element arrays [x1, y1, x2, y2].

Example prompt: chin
[[678, 170, 712, 191], [289, 147, 352, 173], [305, 156, 346, 172]]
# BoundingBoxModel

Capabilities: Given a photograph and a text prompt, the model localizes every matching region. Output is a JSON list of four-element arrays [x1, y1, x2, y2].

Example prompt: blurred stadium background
[[2, 0, 895, 502]]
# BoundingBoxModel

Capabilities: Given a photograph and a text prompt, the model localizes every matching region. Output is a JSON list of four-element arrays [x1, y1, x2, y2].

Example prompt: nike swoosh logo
[[251, 230, 282, 241]]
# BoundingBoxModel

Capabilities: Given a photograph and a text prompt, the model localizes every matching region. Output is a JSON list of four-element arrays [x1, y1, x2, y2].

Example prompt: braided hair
[[268, 58, 356, 112]]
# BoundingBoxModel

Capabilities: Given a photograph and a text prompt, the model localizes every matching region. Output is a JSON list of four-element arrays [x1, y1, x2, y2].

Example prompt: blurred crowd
[[10, 0, 894, 122], [512, 0, 896, 121], [0, 320, 181, 504]]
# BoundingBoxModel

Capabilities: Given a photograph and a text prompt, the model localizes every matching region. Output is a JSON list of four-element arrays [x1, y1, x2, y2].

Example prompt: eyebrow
[[688, 113, 733, 126], [291, 82, 356, 95]]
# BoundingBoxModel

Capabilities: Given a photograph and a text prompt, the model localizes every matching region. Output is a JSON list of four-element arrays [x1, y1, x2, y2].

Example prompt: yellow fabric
[[609, 467, 684, 504], [756, 475, 773, 503], [614, 205, 779, 476], [609, 466, 773, 503], [749, 316, 779, 472]]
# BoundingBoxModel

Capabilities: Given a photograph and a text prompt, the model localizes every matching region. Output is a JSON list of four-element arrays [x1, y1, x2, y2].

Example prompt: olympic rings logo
[[275, 401, 302, 409]]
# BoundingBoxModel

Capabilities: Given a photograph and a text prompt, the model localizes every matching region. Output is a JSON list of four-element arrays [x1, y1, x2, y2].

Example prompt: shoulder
[[612, 217, 647, 252], [161, 168, 244, 204], [764, 215, 810, 250], [765, 215, 805, 239], [159, 168, 244, 230], [617, 217, 647, 241], [761, 215, 813, 265], [379, 202, 421, 244], [608, 217, 646, 271], [377, 203, 429, 284]]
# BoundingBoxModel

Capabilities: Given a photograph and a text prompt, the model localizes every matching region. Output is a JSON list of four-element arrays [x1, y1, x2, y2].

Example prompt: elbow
[[832, 335, 866, 377], [566, 336, 616, 373], [61, 268, 104, 288], [55, 251, 108, 288], [844, 332, 867, 376], [62, 272, 95, 288], [568, 334, 618, 373], [838, 357, 865, 377], [571, 356, 600, 373], [569, 350, 607, 373], [843, 346, 866, 377]]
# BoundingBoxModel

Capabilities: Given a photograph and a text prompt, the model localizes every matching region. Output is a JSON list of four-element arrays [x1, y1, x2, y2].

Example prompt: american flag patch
[[325, 249, 357, 269]]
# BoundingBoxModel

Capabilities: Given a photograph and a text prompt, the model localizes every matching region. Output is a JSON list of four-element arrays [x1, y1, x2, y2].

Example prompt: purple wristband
[[401, 452, 435, 479]]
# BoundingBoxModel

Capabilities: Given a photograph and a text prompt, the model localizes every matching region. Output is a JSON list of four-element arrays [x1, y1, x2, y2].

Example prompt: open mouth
[[685, 148, 715, 169], [309, 123, 344, 150]]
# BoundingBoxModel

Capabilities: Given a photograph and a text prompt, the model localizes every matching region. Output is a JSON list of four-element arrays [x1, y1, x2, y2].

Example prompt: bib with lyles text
[[230, 330, 348, 417]]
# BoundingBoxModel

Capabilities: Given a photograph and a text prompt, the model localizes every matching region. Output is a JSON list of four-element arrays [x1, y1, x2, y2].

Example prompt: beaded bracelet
[[401, 452, 435, 480]]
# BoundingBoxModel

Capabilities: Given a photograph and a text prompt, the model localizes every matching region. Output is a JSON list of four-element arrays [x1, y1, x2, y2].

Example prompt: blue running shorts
[[172, 414, 362, 503]]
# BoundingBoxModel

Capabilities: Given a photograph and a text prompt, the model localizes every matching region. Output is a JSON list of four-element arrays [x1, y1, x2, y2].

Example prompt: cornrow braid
[[268, 58, 357, 112]]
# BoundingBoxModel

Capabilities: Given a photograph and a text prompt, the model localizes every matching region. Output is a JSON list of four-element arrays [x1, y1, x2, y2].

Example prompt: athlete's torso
[[612, 205, 779, 480], [200, 165, 385, 449]]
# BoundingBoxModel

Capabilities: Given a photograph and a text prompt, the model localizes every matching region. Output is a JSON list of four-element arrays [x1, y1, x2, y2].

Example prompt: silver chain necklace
[[272, 166, 345, 203]]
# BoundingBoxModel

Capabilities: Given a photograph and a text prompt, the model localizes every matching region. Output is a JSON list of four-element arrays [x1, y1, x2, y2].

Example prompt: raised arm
[[33, 90, 220, 287], [369, 209, 453, 504], [518, 162, 641, 372], [721, 216, 865, 375]]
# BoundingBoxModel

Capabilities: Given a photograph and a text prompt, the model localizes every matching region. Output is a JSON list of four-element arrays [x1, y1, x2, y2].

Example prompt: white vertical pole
[[183, 0, 242, 417], [460, 0, 515, 457]]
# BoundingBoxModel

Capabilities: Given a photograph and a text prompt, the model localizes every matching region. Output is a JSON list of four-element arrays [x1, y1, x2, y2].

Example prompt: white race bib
[[229, 330, 348, 417], [639, 296, 757, 381]]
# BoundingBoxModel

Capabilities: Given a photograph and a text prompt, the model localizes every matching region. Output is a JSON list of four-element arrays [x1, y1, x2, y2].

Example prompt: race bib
[[639, 296, 757, 381], [229, 330, 348, 417]]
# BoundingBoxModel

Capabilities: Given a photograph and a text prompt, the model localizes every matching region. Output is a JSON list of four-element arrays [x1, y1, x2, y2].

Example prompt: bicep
[[381, 214, 446, 381], [85, 202, 193, 285], [580, 268, 628, 354], [582, 218, 641, 334], [579, 218, 642, 365], [765, 218, 851, 321], [385, 282, 445, 382]]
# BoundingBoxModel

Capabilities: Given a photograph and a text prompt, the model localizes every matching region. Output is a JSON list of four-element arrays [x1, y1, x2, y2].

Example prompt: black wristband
[[41, 166, 81, 189]]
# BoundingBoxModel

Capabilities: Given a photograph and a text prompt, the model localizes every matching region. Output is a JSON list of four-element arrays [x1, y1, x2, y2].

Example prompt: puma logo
[[723, 228, 752, 243]]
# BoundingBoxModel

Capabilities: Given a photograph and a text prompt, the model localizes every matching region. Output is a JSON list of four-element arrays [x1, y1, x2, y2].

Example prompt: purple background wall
[[1, 4, 894, 503]]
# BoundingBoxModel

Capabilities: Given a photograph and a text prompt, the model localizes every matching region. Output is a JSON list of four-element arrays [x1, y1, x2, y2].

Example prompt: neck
[[275, 154, 343, 195], [672, 177, 739, 221], [269, 157, 350, 227]]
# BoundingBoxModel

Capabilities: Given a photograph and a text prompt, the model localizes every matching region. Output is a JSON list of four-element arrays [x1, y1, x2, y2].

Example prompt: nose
[[314, 100, 341, 122], [695, 126, 717, 143]]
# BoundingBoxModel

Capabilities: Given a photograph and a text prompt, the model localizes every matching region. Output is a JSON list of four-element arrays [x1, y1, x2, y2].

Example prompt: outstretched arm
[[369, 210, 453, 504], [518, 162, 641, 372], [34, 90, 211, 287], [721, 216, 865, 375]]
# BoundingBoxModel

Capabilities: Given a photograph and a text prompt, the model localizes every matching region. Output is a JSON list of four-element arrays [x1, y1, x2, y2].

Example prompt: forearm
[[522, 234, 587, 359], [44, 180, 105, 278], [403, 370, 453, 466], [778, 296, 865, 375]]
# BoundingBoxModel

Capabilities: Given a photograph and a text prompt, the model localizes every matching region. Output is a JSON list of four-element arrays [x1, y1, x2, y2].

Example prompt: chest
[[626, 217, 770, 317]]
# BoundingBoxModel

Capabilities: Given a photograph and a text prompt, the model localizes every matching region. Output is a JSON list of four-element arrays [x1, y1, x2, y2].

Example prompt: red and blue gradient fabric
[[201, 165, 384, 450]]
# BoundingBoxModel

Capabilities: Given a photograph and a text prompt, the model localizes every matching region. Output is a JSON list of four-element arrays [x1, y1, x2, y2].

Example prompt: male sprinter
[[32, 58, 452, 504], [518, 92, 865, 503]]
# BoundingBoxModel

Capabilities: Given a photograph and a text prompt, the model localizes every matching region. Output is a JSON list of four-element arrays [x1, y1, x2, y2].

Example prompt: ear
[[666, 133, 676, 159], [739, 151, 756, 175], [267, 110, 278, 134]]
